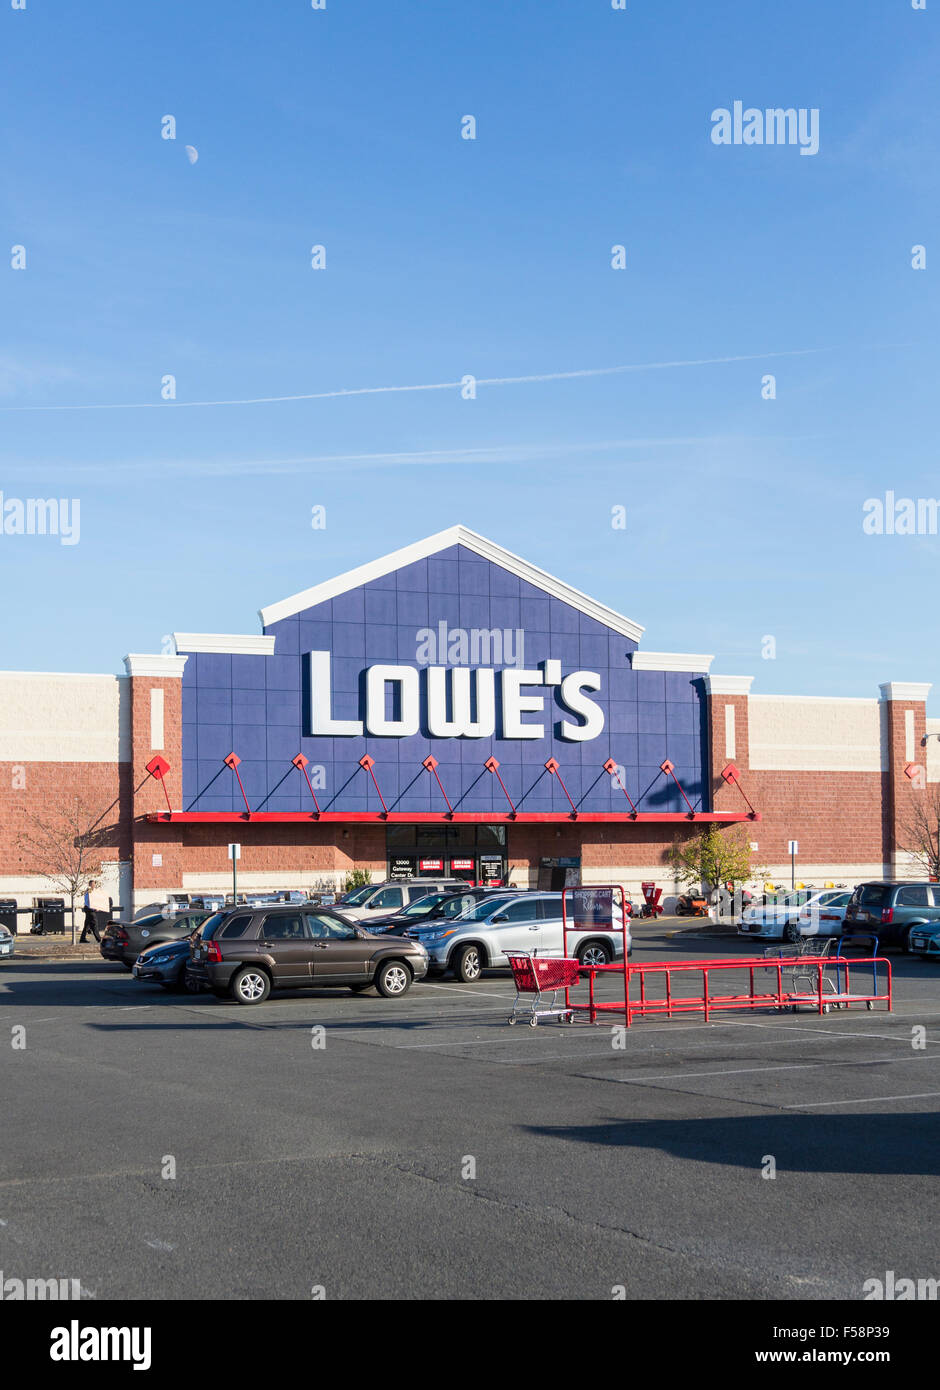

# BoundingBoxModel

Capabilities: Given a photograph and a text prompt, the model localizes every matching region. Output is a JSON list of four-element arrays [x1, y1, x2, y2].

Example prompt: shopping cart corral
[[505, 953, 580, 1027], [761, 937, 841, 1012]]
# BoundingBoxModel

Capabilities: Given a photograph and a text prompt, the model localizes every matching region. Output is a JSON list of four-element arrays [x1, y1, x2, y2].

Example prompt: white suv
[[405, 892, 630, 983], [337, 879, 464, 922]]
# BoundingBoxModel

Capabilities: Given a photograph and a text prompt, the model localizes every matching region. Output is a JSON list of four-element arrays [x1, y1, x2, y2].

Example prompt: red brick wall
[[0, 760, 128, 874], [128, 674, 184, 894]]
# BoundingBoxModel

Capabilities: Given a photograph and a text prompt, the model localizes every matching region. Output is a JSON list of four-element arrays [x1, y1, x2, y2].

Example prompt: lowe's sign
[[307, 652, 605, 741], [180, 531, 708, 816]]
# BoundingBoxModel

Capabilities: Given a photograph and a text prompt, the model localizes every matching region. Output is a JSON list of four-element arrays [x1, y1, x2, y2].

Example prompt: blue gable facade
[[181, 543, 708, 817]]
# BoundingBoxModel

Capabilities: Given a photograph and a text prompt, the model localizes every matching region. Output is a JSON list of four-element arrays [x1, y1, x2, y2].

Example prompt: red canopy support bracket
[[292, 753, 321, 817], [145, 754, 173, 813], [660, 759, 696, 818], [358, 755, 388, 817], [544, 757, 577, 818], [224, 752, 252, 817], [720, 762, 758, 818], [603, 757, 639, 817], [484, 756, 517, 818], [422, 755, 454, 817]]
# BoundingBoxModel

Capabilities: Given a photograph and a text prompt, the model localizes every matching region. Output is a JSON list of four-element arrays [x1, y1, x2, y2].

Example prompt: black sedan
[[364, 887, 522, 935], [132, 937, 203, 992], [101, 911, 214, 968]]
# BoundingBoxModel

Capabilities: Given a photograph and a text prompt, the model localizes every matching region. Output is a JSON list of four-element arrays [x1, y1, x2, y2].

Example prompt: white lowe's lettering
[[426, 667, 496, 737], [307, 652, 605, 741], [364, 665, 420, 737]]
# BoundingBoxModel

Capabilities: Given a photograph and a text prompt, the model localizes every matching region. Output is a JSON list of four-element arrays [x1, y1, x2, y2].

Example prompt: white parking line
[[786, 1091, 940, 1109], [419, 982, 516, 1002], [607, 1053, 935, 1084]]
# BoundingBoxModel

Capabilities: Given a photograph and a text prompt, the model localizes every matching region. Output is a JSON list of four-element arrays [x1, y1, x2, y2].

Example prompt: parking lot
[[1, 924, 938, 1301]]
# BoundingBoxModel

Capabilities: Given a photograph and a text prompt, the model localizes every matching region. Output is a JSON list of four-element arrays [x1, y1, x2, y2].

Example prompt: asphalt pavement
[[1, 927, 937, 1300]]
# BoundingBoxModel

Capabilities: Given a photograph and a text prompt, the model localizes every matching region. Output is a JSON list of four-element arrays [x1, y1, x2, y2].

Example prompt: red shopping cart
[[505, 952, 581, 1027]]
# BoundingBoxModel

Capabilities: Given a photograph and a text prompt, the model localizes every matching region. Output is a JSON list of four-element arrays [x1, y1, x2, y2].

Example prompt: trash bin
[[31, 896, 66, 935], [0, 898, 17, 935]]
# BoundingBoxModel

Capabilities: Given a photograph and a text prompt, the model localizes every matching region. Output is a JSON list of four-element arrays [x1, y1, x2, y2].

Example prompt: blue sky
[[0, 0, 937, 701]]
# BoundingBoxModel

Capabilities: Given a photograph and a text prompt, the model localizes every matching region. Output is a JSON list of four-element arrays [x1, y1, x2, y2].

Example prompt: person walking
[[80, 880, 105, 942]]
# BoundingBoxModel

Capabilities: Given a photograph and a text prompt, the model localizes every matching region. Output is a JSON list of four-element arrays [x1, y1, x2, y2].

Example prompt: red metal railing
[[563, 953, 892, 1027]]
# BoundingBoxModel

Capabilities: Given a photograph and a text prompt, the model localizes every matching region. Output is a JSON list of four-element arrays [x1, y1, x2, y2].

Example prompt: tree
[[668, 825, 765, 916], [898, 781, 940, 881], [15, 796, 117, 944], [341, 868, 373, 894]]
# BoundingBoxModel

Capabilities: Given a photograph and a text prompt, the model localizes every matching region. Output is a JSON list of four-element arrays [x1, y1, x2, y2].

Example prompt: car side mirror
[[492, 914, 508, 924]]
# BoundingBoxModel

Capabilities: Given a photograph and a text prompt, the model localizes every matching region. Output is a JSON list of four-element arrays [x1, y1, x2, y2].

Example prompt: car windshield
[[456, 895, 517, 922], [339, 885, 376, 906], [440, 893, 484, 919], [399, 893, 451, 918]]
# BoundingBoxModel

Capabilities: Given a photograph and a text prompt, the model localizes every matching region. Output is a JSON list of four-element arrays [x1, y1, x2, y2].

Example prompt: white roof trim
[[174, 632, 276, 656], [630, 651, 713, 673], [879, 682, 932, 702], [258, 525, 645, 641], [123, 654, 188, 678], [703, 675, 755, 696]]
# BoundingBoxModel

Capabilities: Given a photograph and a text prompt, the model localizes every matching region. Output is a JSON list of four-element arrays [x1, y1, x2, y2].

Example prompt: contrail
[[0, 344, 864, 412], [10, 431, 825, 481]]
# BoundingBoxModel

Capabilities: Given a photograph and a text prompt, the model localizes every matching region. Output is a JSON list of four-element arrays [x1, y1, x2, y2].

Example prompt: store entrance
[[386, 825, 508, 887], [537, 857, 582, 891]]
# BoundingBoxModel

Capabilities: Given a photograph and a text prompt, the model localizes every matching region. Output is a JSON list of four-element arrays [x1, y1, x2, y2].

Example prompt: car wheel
[[783, 922, 801, 944], [577, 941, 612, 968], [229, 968, 270, 1005], [374, 960, 411, 998], [452, 945, 483, 983], [182, 971, 202, 995]]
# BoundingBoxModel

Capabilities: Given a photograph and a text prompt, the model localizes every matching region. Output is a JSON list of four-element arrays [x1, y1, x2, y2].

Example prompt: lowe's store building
[[0, 526, 932, 912]]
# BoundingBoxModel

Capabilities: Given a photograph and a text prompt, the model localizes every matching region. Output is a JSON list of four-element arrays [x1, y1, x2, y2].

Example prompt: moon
[[185, 145, 199, 165]]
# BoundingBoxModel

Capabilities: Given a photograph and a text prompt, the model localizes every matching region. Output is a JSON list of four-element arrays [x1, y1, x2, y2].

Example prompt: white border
[[630, 651, 713, 673], [702, 675, 754, 695], [258, 524, 645, 641], [879, 681, 932, 703], [174, 632, 276, 656], [123, 654, 188, 678]]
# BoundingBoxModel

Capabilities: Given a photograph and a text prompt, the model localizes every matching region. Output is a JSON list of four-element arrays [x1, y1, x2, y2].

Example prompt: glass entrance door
[[386, 825, 507, 884]]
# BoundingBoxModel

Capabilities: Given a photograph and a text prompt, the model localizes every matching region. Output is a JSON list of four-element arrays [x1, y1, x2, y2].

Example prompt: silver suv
[[406, 891, 629, 983]]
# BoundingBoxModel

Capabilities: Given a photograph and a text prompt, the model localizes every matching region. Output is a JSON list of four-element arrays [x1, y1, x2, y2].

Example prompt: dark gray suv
[[188, 906, 429, 1005], [844, 881, 940, 951]]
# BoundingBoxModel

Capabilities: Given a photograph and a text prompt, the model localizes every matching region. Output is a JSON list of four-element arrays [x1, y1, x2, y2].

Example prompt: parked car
[[404, 891, 629, 983], [844, 881, 940, 952], [100, 911, 215, 969], [187, 905, 429, 1004], [0, 924, 13, 960], [335, 879, 465, 922], [909, 923, 940, 959], [738, 889, 852, 943], [132, 936, 203, 992], [366, 886, 524, 934]]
